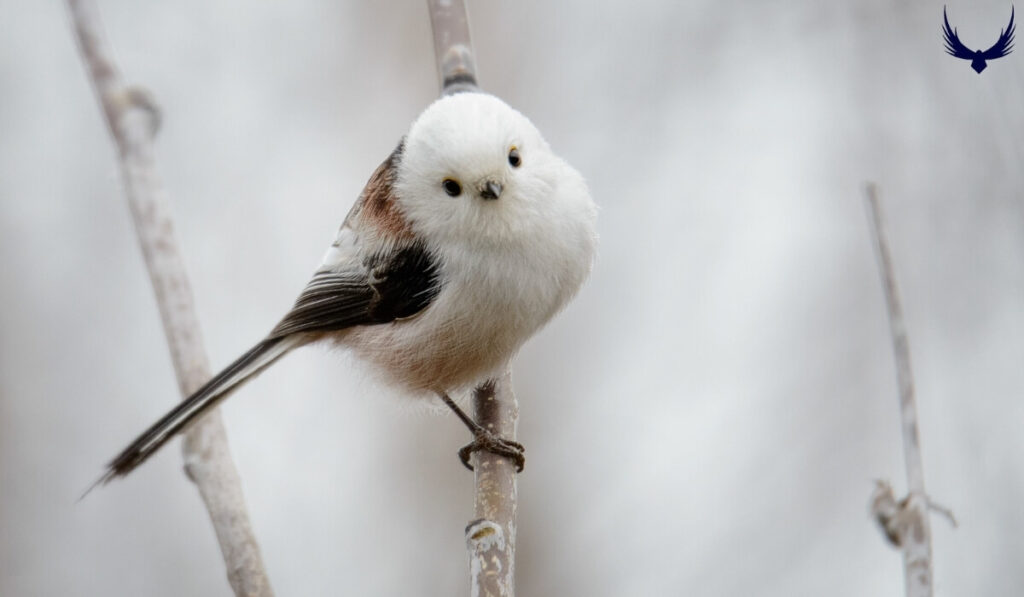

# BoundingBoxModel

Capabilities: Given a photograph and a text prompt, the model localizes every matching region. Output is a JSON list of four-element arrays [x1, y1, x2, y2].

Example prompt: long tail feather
[[94, 335, 301, 488]]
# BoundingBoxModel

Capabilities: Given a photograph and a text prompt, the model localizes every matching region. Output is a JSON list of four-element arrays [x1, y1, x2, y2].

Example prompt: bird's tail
[[95, 335, 303, 487]]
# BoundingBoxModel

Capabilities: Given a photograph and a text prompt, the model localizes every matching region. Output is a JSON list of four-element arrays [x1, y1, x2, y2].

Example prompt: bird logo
[[943, 6, 1015, 73]]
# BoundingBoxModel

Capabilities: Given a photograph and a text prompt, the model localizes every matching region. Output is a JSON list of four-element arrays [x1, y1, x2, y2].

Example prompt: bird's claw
[[458, 431, 525, 473]]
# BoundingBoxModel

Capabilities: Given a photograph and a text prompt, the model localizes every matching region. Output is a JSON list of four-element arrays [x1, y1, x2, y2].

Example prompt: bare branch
[[866, 184, 926, 494], [926, 498, 958, 530], [67, 1, 273, 595], [466, 374, 519, 596], [427, 0, 479, 95], [864, 183, 937, 597]]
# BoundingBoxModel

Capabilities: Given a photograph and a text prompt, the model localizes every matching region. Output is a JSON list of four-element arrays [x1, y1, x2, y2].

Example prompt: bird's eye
[[442, 178, 462, 197], [508, 147, 521, 168]]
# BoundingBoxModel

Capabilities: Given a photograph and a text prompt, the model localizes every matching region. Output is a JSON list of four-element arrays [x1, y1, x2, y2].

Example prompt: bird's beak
[[480, 180, 503, 200]]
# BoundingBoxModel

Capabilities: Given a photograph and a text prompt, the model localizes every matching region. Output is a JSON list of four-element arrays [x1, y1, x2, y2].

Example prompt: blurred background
[[2, 1, 1023, 594]]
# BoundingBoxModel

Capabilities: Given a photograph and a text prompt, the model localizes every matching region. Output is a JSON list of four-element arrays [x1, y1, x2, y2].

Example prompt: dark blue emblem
[[943, 6, 1015, 73]]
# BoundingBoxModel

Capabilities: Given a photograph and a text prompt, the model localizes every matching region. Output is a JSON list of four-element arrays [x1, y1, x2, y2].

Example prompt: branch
[[427, 0, 479, 95], [466, 374, 519, 596], [865, 183, 942, 597], [426, 3, 518, 594], [67, 2, 273, 595]]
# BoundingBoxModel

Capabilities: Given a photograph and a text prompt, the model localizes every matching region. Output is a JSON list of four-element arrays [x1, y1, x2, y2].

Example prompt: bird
[[943, 5, 1016, 73], [97, 91, 598, 485]]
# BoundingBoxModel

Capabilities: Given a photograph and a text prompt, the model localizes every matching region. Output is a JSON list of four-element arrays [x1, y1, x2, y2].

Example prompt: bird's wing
[[272, 136, 438, 337], [982, 6, 1016, 58], [943, 7, 976, 58], [268, 270, 375, 337], [269, 242, 441, 338]]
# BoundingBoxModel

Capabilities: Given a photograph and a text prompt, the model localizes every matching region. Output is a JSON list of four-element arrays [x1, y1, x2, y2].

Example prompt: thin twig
[[426, 3, 519, 594], [67, 2, 273, 595], [865, 183, 934, 597]]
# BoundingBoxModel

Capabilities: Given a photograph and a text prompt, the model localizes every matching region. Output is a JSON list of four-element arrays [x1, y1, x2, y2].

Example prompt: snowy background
[[2, 1, 1023, 595]]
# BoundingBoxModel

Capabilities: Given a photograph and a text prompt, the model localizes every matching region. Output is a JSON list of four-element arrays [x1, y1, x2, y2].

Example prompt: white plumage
[[344, 92, 598, 393]]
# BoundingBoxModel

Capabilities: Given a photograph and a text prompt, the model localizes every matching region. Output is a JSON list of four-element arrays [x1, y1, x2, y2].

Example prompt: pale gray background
[[2, 1, 1023, 595]]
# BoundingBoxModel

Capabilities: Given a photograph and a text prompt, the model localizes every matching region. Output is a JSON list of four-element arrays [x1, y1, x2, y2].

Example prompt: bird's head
[[394, 92, 578, 246]]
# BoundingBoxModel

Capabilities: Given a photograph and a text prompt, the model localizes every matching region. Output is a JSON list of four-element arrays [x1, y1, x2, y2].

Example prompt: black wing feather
[[270, 242, 441, 338], [269, 273, 375, 337], [365, 243, 442, 322]]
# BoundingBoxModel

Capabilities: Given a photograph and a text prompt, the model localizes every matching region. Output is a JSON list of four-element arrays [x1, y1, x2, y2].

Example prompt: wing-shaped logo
[[943, 6, 1015, 73]]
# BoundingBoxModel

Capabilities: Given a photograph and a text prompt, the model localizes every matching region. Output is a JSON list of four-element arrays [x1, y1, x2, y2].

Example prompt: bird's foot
[[458, 430, 525, 473]]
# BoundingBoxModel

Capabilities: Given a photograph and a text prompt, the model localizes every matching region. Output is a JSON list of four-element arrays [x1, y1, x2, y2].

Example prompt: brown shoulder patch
[[360, 141, 413, 239]]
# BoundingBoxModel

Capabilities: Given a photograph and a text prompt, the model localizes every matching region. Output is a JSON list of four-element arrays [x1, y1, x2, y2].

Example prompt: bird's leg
[[440, 392, 525, 472]]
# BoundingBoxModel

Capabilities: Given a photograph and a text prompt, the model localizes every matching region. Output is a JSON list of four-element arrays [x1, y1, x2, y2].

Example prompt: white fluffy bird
[[101, 92, 597, 482]]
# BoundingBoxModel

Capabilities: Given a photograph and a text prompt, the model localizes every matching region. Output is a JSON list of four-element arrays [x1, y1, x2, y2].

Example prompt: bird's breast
[[344, 239, 575, 394]]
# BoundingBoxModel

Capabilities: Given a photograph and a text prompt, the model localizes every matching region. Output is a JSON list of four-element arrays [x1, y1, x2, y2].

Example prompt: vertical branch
[[426, 0, 479, 94], [67, 2, 273, 595], [426, 2, 518, 594], [866, 185, 926, 493], [466, 374, 519, 596], [865, 183, 933, 597]]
